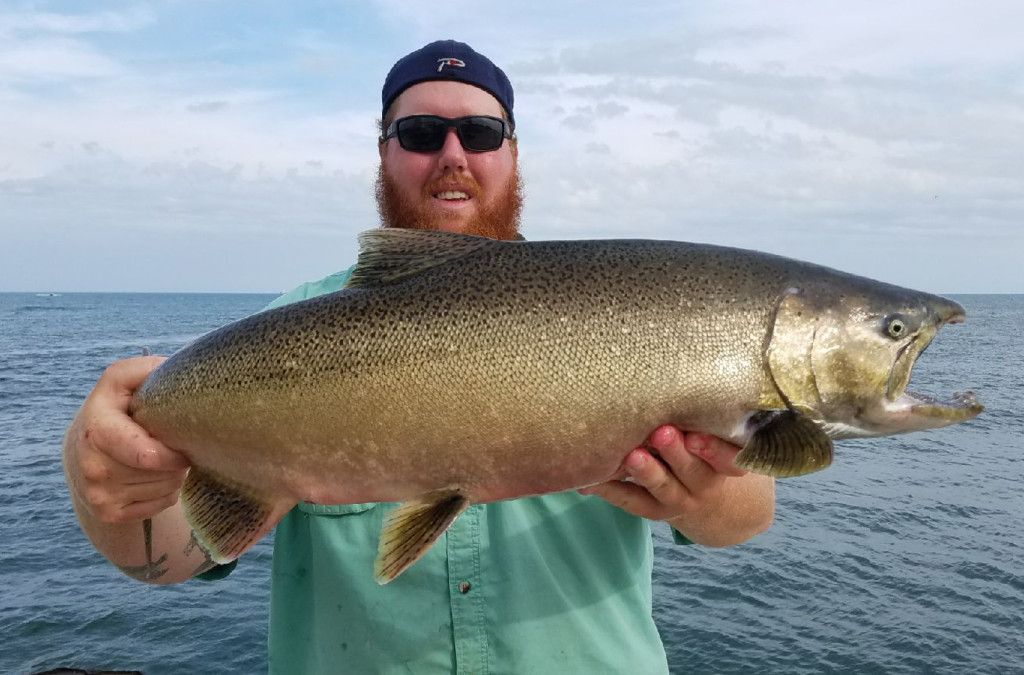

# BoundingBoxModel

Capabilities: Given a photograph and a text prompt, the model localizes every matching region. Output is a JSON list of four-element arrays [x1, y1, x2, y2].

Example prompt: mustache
[[424, 175, 480, 197]]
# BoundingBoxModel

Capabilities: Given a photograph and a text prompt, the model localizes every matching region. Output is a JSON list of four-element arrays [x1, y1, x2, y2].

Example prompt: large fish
[[130, 230, 982, 583]]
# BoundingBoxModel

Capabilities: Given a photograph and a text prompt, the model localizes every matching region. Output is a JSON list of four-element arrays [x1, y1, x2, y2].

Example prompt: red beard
[[374, 165, 524, 241]]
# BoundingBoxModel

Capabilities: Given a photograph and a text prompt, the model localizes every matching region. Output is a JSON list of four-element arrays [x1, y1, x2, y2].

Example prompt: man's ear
[[377, 113, 389, 161]]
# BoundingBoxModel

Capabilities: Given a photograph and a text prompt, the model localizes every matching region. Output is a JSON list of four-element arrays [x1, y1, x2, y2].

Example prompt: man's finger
[[579, 477, 665, 521], [646, 426, 707, 480], [85, 416, 191, 473], [121, 469, 189, 487], [110, 492, 182, 523], [119, 474, 187, 505], [95, 356, 167, 399], [683, 433, 748, 477], [621, 447, 691, 511]]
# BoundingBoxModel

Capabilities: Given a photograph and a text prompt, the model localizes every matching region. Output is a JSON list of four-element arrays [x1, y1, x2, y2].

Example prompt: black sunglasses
[[383, 115, 513, 153]]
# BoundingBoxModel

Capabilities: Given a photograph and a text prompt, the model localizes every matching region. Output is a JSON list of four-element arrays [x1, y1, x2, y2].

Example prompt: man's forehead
[[389, 81, 505, 118]]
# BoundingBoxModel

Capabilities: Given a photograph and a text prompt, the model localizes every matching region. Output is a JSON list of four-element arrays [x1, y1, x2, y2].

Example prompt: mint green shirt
[[262, 270, 672, 675]]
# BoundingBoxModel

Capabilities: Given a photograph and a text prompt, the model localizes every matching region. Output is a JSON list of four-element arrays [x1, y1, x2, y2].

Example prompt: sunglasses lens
[[457, 117, 505, 151], [397, 117, 446, 152], [394, 116, 507, 153]]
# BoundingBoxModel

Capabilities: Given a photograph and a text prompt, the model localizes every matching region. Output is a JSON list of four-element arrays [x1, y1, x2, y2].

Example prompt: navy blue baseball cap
[[382, 40, 515, 129]]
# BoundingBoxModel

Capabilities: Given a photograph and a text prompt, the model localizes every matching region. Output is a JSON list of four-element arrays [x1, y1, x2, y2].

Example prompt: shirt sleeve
[[264, 267, 355, 310], [195, 559, 238, 581]]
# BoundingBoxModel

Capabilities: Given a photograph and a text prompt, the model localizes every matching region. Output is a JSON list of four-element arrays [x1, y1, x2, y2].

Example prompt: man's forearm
[[64, 433, 212, 585], [670, 473, 775, 547]]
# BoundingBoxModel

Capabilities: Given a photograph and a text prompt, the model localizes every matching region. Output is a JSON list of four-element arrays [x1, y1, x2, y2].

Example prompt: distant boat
[[35, 293, 61, 297]]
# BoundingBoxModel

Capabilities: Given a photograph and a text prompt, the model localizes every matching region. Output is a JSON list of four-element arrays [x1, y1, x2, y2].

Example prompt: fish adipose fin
[[735, 409, 834, 478], [181, 467, 289, 563], [374, 489, 470, 585], [347, 229, 498, 289]]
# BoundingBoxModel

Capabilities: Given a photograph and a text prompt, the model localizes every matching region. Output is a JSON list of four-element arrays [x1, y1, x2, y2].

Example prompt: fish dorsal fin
[[346, 229, 498, 289], [374, 489, 470, 584], [766, 288, 822, 414]]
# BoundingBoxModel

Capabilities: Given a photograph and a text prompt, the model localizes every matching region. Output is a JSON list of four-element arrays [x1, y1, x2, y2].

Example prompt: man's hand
[[63, 356, 217, 585], [63, 356, 190, 524], [579, 425, 774, 547]]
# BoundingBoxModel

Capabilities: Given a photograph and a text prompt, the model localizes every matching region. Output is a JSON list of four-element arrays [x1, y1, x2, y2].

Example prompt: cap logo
[[437, 57, 466, 72]]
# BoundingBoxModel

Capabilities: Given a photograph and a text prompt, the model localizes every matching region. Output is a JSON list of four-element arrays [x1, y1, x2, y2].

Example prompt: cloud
[[0, 7, 155, 81], [0, 36, 126, 80], [0, 146, 380, 292], [186, 100, 230, 113], [508, 13, 1024, 290], [0, 8, 154, 35], [1, 1, 1022, 292]]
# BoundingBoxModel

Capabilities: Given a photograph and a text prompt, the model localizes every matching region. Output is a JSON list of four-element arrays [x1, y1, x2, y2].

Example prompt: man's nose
[[436, 128, 467, 171]]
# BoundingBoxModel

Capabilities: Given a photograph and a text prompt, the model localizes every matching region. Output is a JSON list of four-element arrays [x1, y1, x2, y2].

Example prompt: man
[[63, 40, 775, 673]]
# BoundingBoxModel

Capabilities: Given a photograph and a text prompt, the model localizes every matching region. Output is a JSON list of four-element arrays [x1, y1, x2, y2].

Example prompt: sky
[[1, 1, 1022, 293]]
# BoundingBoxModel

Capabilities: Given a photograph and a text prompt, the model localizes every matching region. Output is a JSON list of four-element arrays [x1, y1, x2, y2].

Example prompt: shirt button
[[459, 581, 471, 594]]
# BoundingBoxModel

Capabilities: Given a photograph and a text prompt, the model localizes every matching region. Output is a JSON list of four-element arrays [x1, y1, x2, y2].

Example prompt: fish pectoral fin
[[374, 489, 470, 585], [346, 229, 497, 289], [734, 409, 834, 478], [181, 467, 293, 564]]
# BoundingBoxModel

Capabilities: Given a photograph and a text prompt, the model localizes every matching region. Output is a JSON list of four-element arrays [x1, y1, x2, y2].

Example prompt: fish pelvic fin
[[735, 409, 834, 478], [374, 489, 471, 585], [347, 229, 497, 289], [181, 467, 293, 564]]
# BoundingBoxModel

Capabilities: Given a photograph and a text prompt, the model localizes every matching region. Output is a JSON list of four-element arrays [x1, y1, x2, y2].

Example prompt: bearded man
[[62, 40, 774, 674]]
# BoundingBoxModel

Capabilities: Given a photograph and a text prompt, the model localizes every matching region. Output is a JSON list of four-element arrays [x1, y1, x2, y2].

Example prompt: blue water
[[1, 292, 1021, 674]]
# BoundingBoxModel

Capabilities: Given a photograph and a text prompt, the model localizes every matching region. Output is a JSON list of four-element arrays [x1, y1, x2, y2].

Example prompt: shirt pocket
[[292, 501, 387, 550]]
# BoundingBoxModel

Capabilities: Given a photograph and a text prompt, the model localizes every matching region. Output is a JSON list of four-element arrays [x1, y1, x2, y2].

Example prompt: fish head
[[767, 281, 983, 438]]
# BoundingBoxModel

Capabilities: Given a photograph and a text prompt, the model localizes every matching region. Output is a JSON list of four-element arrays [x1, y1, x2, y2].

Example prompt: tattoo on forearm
[[185, 530, 218, 577], [117, 518, 169, 581]]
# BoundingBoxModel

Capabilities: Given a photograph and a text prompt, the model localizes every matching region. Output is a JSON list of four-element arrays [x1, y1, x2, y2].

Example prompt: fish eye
[[885, 315, 908, 339]]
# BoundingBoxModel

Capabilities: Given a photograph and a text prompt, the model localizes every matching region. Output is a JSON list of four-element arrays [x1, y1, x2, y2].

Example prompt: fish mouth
[[881, 305, 983, 430], [887, 389, 983, 425]]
